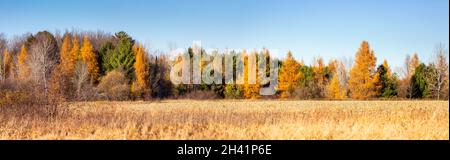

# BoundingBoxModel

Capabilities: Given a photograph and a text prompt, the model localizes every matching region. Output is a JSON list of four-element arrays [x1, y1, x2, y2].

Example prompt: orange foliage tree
[[278, 51, 301, 98], [80, 35, 99, 82], [348, 41, 378, 99], [132, 44, 150, 98], [312, 57, 328, 98], [327, 73, 347, 100], [2, 48, 12, 80], [243, 51, 260, 99], [60, 34, 76, 75], [17, 45, 30, 81], [71, 36, 80, 62]]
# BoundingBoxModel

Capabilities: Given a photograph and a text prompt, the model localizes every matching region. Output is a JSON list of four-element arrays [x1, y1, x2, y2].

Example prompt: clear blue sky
[[1, 0, 448, 70]]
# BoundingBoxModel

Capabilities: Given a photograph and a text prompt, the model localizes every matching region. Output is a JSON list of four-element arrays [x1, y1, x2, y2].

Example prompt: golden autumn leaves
[[59, 35, 99, 82], [11, 34, 150, 100], [278, 51, 301, 98], [278, 41, 393, 100], [348, 41, 379, 99], [1, 48, 13, 80], [132, 44, 150, 98]]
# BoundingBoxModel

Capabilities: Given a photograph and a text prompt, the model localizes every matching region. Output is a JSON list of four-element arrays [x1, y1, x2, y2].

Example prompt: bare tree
[[28, 31, 59, 95], [72, 61, 90, 100], [429, 43, 448, 100], [398, 53, 420, 99], [335, 59, 349, 90]]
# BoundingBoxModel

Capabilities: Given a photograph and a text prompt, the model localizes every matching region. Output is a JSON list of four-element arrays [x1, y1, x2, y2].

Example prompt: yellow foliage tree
[[328, 59, 338, 74], [2, 48, 12, 80], [327, 74, 347, 100], [409, 53, 420, 76], [17, 45, 30, 81], [243, 51, 260, 99], [312, 57, 328, 98], [80, 35, 99, 82], [348, 41, 378, 99], [278, 51, 301, 98], [132, 44, 150, 98], [60, 34, 76, 75], [71, 36, 80, 61], [382, 59, 392, 78]]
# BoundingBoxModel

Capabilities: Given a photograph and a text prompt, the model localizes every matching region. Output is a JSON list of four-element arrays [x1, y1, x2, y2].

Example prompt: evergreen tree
[[375, 60, 398, 98], [411, 63, 431, 98], [107, 31, 136, 79]]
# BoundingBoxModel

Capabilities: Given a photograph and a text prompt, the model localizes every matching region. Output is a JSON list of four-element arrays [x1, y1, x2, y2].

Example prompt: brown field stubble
[[0, 100, 448, 140]]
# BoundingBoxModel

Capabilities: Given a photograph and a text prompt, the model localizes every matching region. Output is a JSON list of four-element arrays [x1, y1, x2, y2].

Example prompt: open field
[[0, 100, 448, 140]]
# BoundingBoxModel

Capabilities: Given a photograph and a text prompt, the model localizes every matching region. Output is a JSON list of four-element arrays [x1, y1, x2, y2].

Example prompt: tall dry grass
[[0, 100, 448, 140]]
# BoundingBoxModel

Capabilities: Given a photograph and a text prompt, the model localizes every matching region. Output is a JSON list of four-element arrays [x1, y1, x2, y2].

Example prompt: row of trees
[[278, 41, 448, 100], [0, 31, 448, 105]]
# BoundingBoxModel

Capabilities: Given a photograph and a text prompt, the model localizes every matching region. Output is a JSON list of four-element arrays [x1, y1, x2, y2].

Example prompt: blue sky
[[0, 0, 448, 69]]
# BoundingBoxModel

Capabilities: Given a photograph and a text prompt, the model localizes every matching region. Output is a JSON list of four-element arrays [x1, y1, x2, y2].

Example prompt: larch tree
[[348, 41, 378, 99], [17, 45, 30, 81], [327, 59, 338, 74], [80, 35, 99, 82], [326, 59, 347, 100], [327, 73, 346, 100], [1, 48, 13, 81], [243, 51, 260, 99], [60, 34, 75, 75], [70, 36, 80, 61], [312, 57, 330, 98], [132, 44, 150, 98], [382, 59, 392, 78], [409, 53, 420, 76], [54, 34, 78, 100], [278, 51, 301, 98]]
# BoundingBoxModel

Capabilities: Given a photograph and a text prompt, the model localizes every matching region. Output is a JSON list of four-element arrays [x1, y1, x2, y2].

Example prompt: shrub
[[224, 84, 242, 99], [97, 70, 130, 100]]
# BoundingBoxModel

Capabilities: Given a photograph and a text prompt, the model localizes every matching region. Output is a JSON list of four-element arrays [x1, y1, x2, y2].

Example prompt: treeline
[[0, 30, 448, 106]]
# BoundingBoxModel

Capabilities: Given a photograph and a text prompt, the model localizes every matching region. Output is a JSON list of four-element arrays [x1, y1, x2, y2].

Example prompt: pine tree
[[375, 60, 398, 98], [278, 51, 301, 98], [411, 63, 432, 98], [18, 45, 30, 81], [348, 41, 378, 99], [107, 31, 136, 79], [80, 35, 99, 82]]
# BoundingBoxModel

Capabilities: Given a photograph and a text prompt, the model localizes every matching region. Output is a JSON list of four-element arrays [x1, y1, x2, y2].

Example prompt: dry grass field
[[0, 100, 448, 140]]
